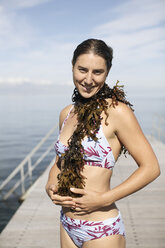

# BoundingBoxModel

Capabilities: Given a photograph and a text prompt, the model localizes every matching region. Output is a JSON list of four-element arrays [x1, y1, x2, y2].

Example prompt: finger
[[74, 207, 87, 212], [70, 188, 86, 195], [49, 184, 57, 192], [53, 200, 75, 207], [72, 198, 84, 206], [73, 208, 89, 215], [69, 207, 86, 214], [49, 193, 73, 202], [48, 191, 56, 199], [52, 194, 73, 202], [49, 190, 57, 197]]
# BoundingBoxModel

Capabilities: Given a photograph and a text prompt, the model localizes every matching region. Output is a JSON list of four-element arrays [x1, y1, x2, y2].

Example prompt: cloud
[[0, 0, 164, 90], [0, 39, 75, 86], [0, 0, 52, 9], [91, 0, 165, 91], [0, 0, 53, 49], [0, 77, 53, 85], [95, 0, 165, 35], [0, 39, 75, 85], [92, 0, 165, 63], [0, 0, 75, 66], [0, 6, 12, 35], [103, 27, 165, 62], [0, 5, 36, 50]]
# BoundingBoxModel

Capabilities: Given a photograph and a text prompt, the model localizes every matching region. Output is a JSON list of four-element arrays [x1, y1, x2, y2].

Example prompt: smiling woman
[[72, 53, 107, 98], [45, 38, 160, 248]]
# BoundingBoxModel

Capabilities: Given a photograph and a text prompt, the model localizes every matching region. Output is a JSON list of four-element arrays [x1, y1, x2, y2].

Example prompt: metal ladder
[[0, 125, 58, 201]]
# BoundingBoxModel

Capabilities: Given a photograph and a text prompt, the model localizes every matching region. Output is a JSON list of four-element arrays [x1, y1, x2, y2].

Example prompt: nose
[[84, 72, 93, 85]]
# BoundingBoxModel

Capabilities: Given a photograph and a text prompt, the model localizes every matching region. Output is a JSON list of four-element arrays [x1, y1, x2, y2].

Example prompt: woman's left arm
[[71, 103, 160, 213], [100, 103, 160, 207]]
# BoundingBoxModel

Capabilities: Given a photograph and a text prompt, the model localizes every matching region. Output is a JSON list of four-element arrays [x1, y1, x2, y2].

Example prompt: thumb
[[70, 187, 86, 195], [49, 184, 57, 193]]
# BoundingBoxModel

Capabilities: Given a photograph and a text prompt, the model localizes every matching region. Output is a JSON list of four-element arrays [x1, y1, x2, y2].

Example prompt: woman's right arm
[[45, 104, 76, 208], [46, 103, 73, 196], [45, 155, 75, 208], [45, 155, 61, 197]]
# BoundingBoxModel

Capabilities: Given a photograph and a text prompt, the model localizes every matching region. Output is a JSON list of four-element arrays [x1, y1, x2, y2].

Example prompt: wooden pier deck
[[0, 136, 164, 248]]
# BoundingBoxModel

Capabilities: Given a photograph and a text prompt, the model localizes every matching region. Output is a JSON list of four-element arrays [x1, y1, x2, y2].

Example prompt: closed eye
[[78, 66, 87, 73], [79, 68, 87, 73], [93, 69, 104, 75]]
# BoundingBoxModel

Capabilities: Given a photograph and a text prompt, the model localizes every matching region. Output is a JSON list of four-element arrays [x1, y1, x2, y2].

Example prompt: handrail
[[0, 125, 58, 200], [152, 113, 165, 143]]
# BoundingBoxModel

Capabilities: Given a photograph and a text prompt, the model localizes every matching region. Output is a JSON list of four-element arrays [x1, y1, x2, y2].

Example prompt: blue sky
[[0, 0, 164, 92]]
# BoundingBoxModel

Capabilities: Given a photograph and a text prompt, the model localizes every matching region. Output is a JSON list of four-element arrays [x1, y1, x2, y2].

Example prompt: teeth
[[81, 84, 93, 91], [84, 86, 92, 90]]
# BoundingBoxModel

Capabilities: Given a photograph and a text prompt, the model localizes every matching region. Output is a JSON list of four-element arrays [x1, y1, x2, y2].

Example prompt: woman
[[45, 39, 160, 248]]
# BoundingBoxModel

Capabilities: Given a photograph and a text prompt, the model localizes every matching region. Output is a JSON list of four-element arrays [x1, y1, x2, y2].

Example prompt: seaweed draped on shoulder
[[57, 81, 133, 197]]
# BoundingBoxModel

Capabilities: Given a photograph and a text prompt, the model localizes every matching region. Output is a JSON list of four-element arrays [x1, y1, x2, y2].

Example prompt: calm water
[[0, 86, 164, 232]]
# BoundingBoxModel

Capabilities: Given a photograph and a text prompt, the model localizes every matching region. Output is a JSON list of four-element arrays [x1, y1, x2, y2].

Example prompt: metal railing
[[152, 113, 165, 143], [0, 125, 58, 201]]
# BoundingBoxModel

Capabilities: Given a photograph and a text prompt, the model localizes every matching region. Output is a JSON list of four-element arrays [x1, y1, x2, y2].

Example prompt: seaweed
[[57, 82, 133, 197]]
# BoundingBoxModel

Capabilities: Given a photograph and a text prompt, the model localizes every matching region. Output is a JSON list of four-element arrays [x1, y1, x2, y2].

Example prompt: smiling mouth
[[82, 84, 95, 91]]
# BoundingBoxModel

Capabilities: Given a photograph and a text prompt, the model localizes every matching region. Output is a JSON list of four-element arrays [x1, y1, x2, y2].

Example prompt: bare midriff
[[62, 164, 119, 221], [61, 104, 121, 221]]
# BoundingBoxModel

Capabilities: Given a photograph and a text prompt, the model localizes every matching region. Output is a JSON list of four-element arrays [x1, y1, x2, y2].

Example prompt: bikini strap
[[60, 105, 74, 132]]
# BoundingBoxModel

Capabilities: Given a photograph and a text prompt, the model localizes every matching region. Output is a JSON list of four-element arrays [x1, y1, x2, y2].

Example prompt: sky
[[0, 0, 165, 94]]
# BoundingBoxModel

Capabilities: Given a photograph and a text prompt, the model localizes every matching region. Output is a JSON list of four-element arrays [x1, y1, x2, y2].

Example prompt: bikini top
[[54, 106, 116, 170]]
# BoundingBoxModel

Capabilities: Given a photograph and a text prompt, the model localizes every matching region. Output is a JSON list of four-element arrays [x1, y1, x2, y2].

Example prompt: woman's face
[[72, 53, 108, 98]]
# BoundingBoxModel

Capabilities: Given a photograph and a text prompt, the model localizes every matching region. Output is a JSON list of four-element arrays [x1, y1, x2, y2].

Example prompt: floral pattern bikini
[[54, 106, 125, 247]]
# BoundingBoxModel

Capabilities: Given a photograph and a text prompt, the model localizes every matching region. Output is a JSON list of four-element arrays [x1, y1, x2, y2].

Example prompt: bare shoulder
[[59, 104, 73, 129], [107, 99, 137, 132], [107, 99, 133, 118]]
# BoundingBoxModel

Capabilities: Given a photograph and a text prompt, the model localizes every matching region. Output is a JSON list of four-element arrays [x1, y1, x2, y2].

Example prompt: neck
[[72, 83, 111, 104]]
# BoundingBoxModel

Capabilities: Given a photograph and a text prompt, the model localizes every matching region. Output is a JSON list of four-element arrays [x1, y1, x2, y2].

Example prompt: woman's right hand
[[46, 184, 76, 208]]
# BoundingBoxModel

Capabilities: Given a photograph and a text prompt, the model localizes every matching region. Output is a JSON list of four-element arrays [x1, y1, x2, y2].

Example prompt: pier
[[0, 135, 164, 248]]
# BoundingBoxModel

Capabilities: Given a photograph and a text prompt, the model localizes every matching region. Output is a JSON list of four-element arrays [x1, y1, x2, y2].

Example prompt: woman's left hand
[[70, 187, 105, 215]]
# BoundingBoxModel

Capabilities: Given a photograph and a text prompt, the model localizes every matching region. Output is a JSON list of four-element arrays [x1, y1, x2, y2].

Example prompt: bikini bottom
[[60, 210, 125, 248]]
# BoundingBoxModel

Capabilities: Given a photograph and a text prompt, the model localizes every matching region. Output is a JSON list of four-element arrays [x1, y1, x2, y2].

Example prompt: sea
[[0, 84, 165, 233]]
